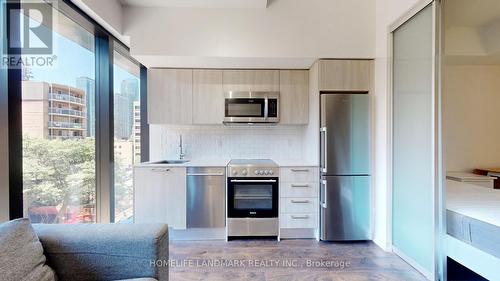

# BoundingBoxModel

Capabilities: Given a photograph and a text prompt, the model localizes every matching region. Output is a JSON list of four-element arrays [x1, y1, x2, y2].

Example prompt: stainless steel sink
[[151, 160, 190, 164]]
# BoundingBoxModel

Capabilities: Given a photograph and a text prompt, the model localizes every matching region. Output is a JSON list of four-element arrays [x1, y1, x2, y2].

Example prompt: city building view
[[22, 73, 140, 224]]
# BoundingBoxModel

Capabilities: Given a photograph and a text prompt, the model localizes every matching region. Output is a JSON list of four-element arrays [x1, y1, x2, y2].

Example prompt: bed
[[446, 180, 500, 280]]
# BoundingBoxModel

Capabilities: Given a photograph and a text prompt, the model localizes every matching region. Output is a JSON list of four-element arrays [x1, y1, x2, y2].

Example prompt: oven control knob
[[257, 170, 263, 175], [254, 170, 259, 175], [241, 169, 248, 176], [268, 170, 274, 175], [232, 170, 238, 175], [264, 170, 269, 175]]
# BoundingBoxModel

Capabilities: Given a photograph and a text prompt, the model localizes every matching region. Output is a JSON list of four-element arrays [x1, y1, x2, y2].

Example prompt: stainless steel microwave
[[223, 92, 279, 124]]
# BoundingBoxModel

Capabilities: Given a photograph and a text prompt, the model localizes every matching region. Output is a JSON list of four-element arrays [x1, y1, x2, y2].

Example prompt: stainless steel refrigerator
[[320, 93, 370, 241]]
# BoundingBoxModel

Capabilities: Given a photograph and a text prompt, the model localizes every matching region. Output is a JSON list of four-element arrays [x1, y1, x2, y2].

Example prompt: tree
[[23, 136, 96, 223]]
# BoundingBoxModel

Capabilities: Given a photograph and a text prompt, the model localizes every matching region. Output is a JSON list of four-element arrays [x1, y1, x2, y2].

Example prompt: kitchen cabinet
[[319, 60, 371, 92], [279, 166, 319, 239], [147, 69, 193, 124], [134, 166, 187, 229], [279, 70, 309, 125], [222, 70, 279, 92], [192, 70, 224, 124]]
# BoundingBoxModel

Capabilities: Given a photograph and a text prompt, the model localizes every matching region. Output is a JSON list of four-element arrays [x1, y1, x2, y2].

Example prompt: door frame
[[387, 0, 445, 280]]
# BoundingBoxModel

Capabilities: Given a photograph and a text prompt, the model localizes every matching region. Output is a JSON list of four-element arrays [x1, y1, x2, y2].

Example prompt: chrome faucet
[[179, 135, 185, 159]]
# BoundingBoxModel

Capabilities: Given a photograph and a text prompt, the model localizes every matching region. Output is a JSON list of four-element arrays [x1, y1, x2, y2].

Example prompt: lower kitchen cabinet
[[279, 167, 319, 239], [134, 166, 187, 229]]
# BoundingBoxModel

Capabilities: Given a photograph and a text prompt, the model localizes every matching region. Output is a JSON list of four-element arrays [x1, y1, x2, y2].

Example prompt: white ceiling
[[445, 0, 500, 27], [119, 0, 269, 9]]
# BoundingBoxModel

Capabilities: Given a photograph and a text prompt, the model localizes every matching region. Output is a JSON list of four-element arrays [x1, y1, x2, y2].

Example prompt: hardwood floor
[[169, 239, 426, 281]]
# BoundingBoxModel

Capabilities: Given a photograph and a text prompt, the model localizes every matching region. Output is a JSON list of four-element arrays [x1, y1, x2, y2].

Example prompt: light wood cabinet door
[[134, 167, 187, 229], [222, 70, 279, 92], [319, 60, 371, 92], [193, 70, 224, 124], [279, 70, 309, 124], [147, 69, 193, 124]]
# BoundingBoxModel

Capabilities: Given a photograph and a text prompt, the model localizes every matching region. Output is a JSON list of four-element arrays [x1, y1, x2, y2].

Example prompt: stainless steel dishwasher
[[186, 167, 226, 228]]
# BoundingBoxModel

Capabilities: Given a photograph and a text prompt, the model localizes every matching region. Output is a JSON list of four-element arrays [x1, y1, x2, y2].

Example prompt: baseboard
[[170, 227, 226, 241], [392, 246, 433, 280], [280, 228, 316, 239], [373, 237, 391, 252]]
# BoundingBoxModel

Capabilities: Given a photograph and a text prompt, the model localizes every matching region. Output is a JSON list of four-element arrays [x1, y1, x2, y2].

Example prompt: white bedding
[[446, 179, 500, 228]]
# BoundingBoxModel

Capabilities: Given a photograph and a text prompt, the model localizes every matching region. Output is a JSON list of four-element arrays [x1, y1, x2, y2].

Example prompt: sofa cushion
[[0, 218, 56, 281], [34, 223, 168, 281]]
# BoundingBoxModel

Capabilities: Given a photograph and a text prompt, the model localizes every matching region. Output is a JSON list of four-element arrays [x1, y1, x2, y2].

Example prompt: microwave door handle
[[264, 97, 269, 120]]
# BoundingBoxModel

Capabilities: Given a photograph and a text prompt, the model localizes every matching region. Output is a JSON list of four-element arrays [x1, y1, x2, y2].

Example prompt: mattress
[[446, 180, 500, 259]]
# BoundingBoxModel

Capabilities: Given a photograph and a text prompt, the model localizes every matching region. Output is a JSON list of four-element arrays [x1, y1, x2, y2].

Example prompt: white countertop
[[446, 179, 500, 228], [135, 159, 318, 168], [135, 159, 230, 168]]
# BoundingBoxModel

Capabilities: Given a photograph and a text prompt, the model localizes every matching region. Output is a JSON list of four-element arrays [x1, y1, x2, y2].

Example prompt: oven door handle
[[230, 179, 277, 183]]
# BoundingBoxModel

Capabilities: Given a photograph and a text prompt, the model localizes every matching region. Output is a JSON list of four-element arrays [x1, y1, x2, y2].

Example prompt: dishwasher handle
[[187, 173, 225, 176]]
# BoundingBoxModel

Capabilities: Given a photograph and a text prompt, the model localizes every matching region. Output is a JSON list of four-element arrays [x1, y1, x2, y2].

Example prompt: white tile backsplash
[[150, 124, 306, 162]]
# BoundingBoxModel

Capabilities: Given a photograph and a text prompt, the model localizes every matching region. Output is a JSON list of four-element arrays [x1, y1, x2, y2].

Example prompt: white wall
[[123, 0, 375, 68], [70, 0, 127, 45], [373, 0, 423, 250], [150, 125, 310, 163], [443, 65, 500, 172]]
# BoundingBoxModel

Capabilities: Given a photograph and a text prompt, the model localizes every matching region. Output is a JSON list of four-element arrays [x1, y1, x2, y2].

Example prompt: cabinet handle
[[291, 200, 310, 204], [291, 184, 310, 188], [151, 168, 170, 172], [291, 169, 310, 172], [291, 215, 309, 220]]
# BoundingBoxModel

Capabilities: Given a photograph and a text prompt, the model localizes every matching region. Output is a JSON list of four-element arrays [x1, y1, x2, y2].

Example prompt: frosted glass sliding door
[[392, 3, 436, 278]]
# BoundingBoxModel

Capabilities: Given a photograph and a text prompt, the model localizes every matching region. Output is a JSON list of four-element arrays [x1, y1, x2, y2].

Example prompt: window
[[113, 47, 141, 223], [5, 0, 147, 223], [21, 4, 96, 223]]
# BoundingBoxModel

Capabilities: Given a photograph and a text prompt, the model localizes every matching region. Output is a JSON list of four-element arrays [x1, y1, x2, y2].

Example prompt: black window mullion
[[140, 66, 149, 162], [0, 0, 9, 221], [95, 35, 114, 223], [6, 0, 23, 220]]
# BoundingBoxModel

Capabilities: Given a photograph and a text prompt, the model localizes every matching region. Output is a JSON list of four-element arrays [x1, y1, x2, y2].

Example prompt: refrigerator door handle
[[320, 127, 327, 173], [321, 179, 327, 209]]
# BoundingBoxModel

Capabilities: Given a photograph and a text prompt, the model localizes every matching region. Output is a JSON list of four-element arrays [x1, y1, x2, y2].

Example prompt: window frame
[[6, 0, 149, 223]]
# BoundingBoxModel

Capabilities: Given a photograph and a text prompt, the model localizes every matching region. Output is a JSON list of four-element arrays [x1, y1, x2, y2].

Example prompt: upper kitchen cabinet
[[222, 70, 279, 92], [319, 60, 371, 92], [193, 70, 224, 125], [148, 69, 193, 124], [279, 70, 309, 125]]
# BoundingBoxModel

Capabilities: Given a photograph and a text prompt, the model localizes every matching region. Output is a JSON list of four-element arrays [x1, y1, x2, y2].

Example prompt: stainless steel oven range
[[226, 159, 279, 239]]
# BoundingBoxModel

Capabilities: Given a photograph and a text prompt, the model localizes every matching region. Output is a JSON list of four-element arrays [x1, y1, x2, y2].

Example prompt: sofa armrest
[[33, 223, 168, 281]]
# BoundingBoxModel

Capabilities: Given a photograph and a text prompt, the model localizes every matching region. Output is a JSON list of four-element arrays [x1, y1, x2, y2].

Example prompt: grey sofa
[[33, 223, 169, 281]]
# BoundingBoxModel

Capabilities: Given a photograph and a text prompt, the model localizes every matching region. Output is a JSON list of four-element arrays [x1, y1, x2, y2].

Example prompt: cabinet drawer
[[281, 167, 318, 182], [280, 213, 317, 228], [280, 198, 318, 214], [280, 182, 318, 198]]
